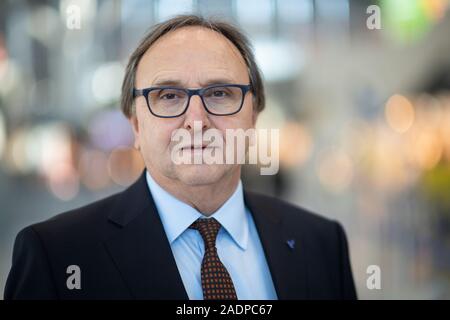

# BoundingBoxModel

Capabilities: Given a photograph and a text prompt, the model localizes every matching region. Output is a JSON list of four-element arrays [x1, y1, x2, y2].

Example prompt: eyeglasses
[[133, 84, 252, 118]]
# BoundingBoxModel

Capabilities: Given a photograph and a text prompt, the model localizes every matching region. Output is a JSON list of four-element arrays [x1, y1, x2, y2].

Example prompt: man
[[4, 15, 357, 300]]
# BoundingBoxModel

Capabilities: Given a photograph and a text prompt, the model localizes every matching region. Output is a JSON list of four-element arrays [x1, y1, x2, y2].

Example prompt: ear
[[129, 111, 141, 150]]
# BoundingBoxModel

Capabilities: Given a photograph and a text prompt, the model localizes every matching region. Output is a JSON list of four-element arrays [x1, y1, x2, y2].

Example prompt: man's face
[[131, 26, 257, 186]]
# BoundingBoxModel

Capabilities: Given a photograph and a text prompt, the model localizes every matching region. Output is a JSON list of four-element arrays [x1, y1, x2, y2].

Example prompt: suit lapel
[[104, 172, 188, 299], [244, 190, 309, 299]]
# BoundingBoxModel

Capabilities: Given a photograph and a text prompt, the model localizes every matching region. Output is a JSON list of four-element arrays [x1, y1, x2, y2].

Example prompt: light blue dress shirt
[[145, 170, 278, 300]]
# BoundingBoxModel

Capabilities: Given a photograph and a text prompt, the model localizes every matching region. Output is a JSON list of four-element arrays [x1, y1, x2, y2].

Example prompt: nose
[[183, 94, 211, 131]]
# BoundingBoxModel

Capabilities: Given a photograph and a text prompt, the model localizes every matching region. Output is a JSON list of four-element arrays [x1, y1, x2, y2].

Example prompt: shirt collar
[[146, 170, 249, 250]]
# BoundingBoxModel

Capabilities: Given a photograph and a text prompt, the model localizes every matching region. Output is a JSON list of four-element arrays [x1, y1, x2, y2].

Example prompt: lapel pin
[[286, 239, 295, 250]]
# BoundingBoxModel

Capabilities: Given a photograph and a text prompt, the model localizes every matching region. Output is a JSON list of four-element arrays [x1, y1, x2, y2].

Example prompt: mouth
[[181, 145, 210, 150]]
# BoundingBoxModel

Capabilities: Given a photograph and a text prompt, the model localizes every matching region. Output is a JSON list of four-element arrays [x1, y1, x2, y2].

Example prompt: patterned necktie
[[189, 218, 238, 300]]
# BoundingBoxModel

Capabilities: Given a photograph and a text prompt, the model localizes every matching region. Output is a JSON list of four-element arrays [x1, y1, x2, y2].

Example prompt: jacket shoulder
[[29, 191, 123, 241]]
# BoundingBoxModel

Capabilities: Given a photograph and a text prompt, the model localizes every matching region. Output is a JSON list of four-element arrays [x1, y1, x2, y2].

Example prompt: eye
[[211, 89, 228, 98], [157, 89, 184, 100], [160, 93, 178, 100]]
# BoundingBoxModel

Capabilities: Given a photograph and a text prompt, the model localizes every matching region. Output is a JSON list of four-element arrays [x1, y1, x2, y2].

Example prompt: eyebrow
[[151, 78, 237, 87]]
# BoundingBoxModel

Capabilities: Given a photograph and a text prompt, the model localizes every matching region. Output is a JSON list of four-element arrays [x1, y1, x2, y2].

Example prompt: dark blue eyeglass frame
[[133, 83, 252, 118]]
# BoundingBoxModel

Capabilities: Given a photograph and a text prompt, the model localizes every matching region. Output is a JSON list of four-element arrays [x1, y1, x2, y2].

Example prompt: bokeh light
[[91, 62, 124, 105], [385, 94, 415, 134], [107, 146, 144, 186], [317, 147, 353, 193]]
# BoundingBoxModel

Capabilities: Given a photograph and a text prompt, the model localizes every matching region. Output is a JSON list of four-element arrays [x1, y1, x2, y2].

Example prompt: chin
[[173, 163, 235, 186]]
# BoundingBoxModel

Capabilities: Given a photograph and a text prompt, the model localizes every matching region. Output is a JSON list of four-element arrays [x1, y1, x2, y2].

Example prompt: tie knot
[[189, 218, 221, 250]]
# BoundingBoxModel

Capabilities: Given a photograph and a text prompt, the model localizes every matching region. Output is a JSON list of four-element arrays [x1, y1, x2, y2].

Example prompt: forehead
[[136, 26, 249, 86]]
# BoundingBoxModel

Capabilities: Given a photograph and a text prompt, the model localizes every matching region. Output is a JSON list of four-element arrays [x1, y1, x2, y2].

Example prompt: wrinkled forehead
[[136, 26, 249, 86]]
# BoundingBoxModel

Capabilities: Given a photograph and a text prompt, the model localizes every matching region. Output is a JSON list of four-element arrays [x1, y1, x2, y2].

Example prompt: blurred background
[[1, 0, 450, 299]]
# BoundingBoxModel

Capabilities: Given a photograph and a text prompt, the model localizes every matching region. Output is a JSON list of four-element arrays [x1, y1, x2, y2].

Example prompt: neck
[[147, 167, 241, 216]]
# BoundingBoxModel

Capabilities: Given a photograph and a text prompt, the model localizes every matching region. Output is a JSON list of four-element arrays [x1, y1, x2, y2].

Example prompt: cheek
[[139, 116, 181, 151], [216, 101, 255, 131]]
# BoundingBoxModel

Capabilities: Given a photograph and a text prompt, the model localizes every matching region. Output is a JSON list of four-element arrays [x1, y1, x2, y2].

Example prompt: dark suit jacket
[[4, 171, 357, 300]]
